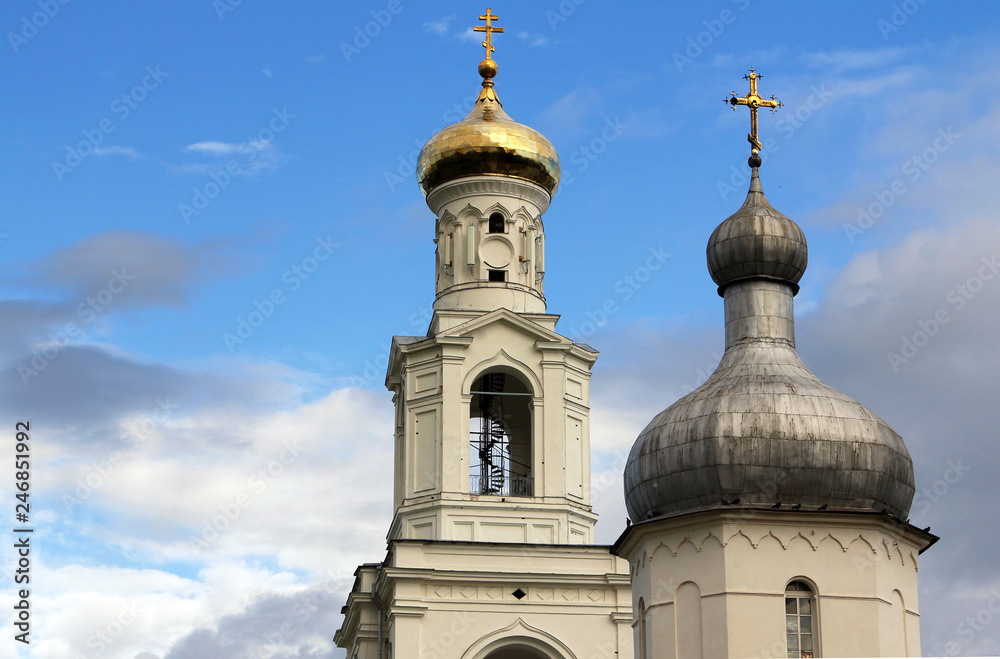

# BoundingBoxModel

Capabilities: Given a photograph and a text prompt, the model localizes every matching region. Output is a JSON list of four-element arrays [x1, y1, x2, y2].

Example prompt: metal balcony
[[470, 475, 533, 497]]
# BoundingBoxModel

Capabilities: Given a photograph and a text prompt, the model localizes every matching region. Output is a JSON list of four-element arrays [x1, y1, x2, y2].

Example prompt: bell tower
[[386, 13, 595, 544], [336, 11, 632, 659]]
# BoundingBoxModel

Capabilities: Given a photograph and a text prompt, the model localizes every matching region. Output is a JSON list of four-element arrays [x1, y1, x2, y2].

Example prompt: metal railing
[[469, 475, 533, 497]]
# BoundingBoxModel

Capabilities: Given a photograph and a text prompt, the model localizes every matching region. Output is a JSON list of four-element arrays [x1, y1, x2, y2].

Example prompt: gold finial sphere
[[478, 58, 498, 80]]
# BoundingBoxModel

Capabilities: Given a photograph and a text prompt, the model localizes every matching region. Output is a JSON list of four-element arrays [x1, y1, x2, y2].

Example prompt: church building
[[336, 11, 935, 659], [615, 69, 937, 658]]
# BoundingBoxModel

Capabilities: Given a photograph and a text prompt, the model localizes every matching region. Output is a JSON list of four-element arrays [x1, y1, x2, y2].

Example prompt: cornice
[[427, 176, 551, 215]]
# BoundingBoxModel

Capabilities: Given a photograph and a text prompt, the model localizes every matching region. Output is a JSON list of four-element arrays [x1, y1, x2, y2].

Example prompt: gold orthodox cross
[[474, 8, 504, 60], [726, 68, 782, 153]]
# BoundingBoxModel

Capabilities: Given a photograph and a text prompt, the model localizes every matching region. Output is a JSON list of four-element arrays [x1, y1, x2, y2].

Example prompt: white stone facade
[[337, 543, 632, 659], [615, 496, 933, 658]]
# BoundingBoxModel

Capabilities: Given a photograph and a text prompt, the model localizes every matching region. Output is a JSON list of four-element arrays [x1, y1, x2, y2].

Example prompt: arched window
[[785, 580, 818, 658], [488, 212, 505, 234], [470, 371, 532, 497]]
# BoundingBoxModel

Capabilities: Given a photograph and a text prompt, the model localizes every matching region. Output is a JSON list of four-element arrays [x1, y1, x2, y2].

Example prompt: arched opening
[[470, 371, 533, 497], [785, 580, 818, 658], [463, 621, 573, 659], [483, 645, 550, 659], [488, 212, 505, 234]]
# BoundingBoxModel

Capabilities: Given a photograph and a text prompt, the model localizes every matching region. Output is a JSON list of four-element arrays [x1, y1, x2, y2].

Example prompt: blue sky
[[1, 1, 999, 657]]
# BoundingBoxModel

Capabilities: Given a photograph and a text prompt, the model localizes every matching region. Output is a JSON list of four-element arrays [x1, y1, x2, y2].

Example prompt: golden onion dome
[[416, 59, 560, 196]]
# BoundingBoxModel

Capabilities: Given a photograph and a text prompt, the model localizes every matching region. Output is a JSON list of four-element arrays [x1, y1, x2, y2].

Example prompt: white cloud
[[538, 86, 603, 139], [802, 46, 918, 72], [0, 557, 311, 659], [75, 388, 394, 570], [180, 139, 284, 177], [423, 15, 455, 36], [711, 53, 735, 68], [517, 31, 549, 47], [93, 146, 140, 159], [185, 141, 241, 156], [797, 220, 1000, 655], [0, 374, 391, 657], [456, 26, 481, 43], [620, 108, 672, 140], [800, 81, 1000, 235], [710, 46, 783, 69], [826, 69, 916, 98]]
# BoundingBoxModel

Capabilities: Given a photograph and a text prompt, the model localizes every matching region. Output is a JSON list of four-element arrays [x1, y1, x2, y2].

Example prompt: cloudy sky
[[0, 1, 998, 657]]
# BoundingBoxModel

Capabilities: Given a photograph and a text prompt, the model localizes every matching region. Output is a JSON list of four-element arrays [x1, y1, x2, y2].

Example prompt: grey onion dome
[[707, 168, 808, 294], [624, 168, 916, 522], [623, 341, 917, 521]]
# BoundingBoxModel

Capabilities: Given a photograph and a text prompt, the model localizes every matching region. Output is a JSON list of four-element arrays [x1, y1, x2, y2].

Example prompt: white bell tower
[[336, 11, 632, 659]]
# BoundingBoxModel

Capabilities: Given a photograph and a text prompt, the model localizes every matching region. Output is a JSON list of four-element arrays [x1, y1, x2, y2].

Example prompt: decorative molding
[[460, 617, 580, 659], [640, 527, 914, 569], [512, 207, 533, 223], [458, 203, 482, 219], [462, 348, 543, 397], [427, 176, 551, 215], [483, 201, 510, 219], [424, 583, 610, 605], [846, 535, 878, 554]]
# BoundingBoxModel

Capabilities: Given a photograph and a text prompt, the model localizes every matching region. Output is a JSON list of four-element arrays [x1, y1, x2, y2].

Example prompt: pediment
[[444, 308, 569, 345]]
